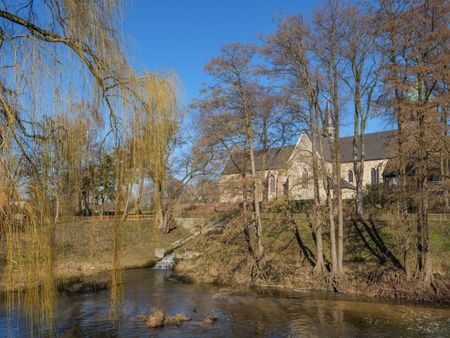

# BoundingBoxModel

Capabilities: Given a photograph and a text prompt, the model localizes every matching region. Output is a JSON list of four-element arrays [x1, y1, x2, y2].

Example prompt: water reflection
[[1, 269, 449, 337]]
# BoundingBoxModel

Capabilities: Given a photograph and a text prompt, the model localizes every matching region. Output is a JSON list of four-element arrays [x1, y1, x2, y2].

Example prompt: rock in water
[[202, 316, 218, 325]]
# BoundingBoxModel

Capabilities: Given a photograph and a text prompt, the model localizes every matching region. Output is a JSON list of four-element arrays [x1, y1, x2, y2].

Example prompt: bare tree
[[312, 0, 348, 276], [262, 15, 328, 274], [340, 4, 383, 217], [195, 44, 266, 272], [377, 0, 449, 287]]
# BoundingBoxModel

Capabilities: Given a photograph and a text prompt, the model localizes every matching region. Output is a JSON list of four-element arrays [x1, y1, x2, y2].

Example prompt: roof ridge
[[337, 129, 397, 140], [222, 129, 398, 175]]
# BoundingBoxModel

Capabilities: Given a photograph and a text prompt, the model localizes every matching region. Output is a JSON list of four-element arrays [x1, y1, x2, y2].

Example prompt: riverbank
[[1, 213, 449, 304], [173, 212, 450, 304], [0, 219, 190, 293], [175, 261, 450, 305]]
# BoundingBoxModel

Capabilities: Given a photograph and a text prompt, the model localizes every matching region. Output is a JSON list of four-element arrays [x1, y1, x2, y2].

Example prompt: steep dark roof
[[221, 145, 295, 175], [383, 157, 446, 178], [309, 129, 397, 162], [222, 130, 398, 175], [335, 130, 397, 162]]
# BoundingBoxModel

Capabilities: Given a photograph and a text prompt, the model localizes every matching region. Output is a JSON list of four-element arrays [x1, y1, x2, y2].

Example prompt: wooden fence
[[429, 214, 450, 222], [65, 212, 449, 224], [67, 214, 154, 223]]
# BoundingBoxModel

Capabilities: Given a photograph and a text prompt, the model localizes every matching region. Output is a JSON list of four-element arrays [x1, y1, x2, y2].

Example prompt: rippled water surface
[[1, 269, 449, 337]]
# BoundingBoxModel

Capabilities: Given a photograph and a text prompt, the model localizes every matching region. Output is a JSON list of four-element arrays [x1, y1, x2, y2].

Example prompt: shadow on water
[[1, 268, 449, 337]]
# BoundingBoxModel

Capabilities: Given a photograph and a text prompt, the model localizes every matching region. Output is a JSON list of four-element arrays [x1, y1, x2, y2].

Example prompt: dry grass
[[140, 308, 165, 328], [0, 219, 191, 291], [139, 308, 191, 328], [164, 313, 192, 325], [175, 213, 310, 288], [175, 211, 450, 302]]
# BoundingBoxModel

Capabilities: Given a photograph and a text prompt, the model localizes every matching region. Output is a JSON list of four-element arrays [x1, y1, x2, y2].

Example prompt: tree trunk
[[417, 81, 432, 286], [441, 105, 449, 212], [238, 74, 265, 270], [327, 187, 338, 274], [121, 181, 132, 223], [155, 180, 170, 233], [157, 206, 170, 233], [353, 75, 365, 217], [422, 178, 432, 286], [442, 156, 449, 213], [135, 174, 144, 215], [261, 117, 269, 202], [417, 187, 424, 274], [398, 117, 412, 280], [316, 105, 338, 274], [54, 194, 60, 224], [310, 102, 325, 273], [323, 47, 345, 276], [335, 138, 345, 275], [241, 173, 248, 209], [248, 130, 265, 268]]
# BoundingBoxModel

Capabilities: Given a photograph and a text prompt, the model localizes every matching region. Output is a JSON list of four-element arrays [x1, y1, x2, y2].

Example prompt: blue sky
[[124, 1, 313, 103], [123, 0, 390, 137]]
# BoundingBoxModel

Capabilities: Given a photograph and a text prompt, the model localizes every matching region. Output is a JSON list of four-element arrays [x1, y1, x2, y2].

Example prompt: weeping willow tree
[[131, 73, 179, 233], [0, 0, 178, 335]]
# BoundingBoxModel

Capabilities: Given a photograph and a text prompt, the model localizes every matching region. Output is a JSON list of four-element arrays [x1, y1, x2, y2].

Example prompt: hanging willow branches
[[0, 1, 181, 335], [139, 74, 179, 232]]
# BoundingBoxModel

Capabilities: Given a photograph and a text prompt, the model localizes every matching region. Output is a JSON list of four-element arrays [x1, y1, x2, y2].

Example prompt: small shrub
[[164, 313, 191, 325], [141, 308, 165, 328], [140, 309, 191, 328]]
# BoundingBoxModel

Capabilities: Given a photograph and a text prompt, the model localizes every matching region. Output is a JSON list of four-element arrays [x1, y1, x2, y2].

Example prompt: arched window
[[269, 175, 276, 194], [348, 170, 354, 183], [302, 169, 309, 188], [371, 168, 377, 185], [284, 177, 289, 196]]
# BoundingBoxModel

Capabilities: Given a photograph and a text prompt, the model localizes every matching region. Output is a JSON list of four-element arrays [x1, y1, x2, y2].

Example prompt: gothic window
[[371, 168, 377, 185], [302, 169, 309, 188], [269, 175, 276, 194], [284, 177, 289, 195], [348, 170, 354, 183]]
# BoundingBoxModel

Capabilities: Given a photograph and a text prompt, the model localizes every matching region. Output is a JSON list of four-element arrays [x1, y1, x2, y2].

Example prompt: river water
[[1, 268, 449, 337]]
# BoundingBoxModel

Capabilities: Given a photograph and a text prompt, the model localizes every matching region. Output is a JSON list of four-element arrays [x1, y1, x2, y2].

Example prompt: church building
[[219, 130, 398, 203]]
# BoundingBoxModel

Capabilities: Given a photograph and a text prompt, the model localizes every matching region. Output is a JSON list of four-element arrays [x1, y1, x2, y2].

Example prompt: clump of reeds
[[140, 308, 165, 328], [139, 308, 191, 328], [164, 313, 192, 325]]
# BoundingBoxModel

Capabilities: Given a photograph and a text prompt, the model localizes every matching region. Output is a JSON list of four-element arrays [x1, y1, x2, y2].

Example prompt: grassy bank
[[2, 211, 448, 303], [0, 219, 190, 292], [175, 211, 450, 303]]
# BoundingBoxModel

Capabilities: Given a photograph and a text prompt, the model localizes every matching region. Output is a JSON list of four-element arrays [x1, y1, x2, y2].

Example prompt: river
[[1, 268, 449, 337]]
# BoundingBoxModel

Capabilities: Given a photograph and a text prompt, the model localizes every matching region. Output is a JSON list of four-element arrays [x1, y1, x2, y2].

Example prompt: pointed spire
[[326, 102, 335, 139]]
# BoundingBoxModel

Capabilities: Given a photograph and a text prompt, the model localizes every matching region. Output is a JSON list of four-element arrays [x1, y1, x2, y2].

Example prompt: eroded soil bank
[[173, 212, 450, 305]]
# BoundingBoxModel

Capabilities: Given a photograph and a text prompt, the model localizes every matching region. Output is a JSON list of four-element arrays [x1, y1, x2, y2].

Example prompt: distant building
[[219, 130, 398, 203]]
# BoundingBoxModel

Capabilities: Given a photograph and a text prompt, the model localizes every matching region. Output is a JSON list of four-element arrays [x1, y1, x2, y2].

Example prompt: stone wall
[[174, 217, 209, 232]]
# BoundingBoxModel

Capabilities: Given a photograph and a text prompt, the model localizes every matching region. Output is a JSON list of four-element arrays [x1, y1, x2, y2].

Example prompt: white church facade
[[219, 130, 397, 203]]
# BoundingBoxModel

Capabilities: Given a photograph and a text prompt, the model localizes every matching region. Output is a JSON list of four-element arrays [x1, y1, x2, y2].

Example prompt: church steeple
[[325, 102, 335, 139]]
